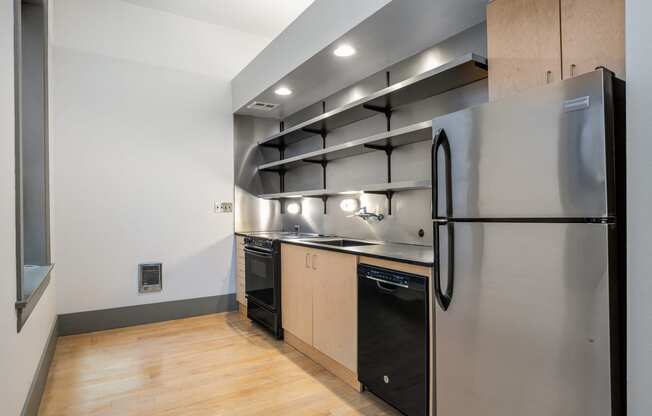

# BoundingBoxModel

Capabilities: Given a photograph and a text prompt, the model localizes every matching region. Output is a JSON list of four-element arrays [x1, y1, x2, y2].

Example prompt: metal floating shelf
[[258, 121, 432, 172], [258, 180, 432, 200], [257, 54, 487, 148]]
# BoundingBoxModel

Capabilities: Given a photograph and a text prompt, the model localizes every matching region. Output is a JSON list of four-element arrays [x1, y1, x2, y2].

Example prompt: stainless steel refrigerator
[[430, 68, 625, 416]]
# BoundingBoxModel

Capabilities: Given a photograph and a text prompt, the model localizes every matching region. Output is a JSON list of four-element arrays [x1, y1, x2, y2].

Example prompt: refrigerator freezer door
[[432, 70, 616, 220], [433, 221, 614, 416]]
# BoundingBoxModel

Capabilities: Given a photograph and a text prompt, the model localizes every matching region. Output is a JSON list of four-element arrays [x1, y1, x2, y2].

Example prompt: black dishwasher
[[358, 263, 429, 416]]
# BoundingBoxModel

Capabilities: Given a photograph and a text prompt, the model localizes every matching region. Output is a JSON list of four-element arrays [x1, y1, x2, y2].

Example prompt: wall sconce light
[[339, 198, 360, 212], [286, 201, 302, 215]]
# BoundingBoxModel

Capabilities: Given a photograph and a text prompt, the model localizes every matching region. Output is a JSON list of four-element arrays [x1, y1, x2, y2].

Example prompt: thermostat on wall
[[139, 263, 162, 293]]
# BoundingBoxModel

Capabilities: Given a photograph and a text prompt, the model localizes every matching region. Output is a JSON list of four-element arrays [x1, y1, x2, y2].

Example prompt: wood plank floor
[[39, 312, 400, 416]]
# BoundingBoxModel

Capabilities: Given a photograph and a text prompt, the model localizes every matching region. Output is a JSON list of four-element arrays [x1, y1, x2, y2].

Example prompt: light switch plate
[[215, 201, 233, 213]]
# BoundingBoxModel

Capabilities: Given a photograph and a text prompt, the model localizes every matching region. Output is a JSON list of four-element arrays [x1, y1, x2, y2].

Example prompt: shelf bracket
[[279, 197, 286, 214], [301, 127, 328, 148], [305, 195, 328, 214], [363, 103, 392, 116], [362, 103, 393, 131], [366, 190, 395, 215], [278, 169, 286, 193], [363, 144, 394, 183], [303, 160, 328, 189], [261, 143, 286, 160]]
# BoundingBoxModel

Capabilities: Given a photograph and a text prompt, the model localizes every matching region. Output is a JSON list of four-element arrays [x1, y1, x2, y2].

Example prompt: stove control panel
[[244, 237, 275, 251]]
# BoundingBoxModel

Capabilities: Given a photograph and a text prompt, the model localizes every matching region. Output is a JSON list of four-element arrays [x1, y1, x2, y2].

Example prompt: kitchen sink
[[309, 239, 378, 247]]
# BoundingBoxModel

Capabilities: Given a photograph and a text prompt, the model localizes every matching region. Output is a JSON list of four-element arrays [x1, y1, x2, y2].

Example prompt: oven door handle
[[244, 247, 274, 257]]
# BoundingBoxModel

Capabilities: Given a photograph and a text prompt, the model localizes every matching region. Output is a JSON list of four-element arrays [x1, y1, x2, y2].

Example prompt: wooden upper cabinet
[[311, 249, 358, 373], [561, 0, 625, 79], [281, 244, 313, 345], [487, 0, 562, 101]]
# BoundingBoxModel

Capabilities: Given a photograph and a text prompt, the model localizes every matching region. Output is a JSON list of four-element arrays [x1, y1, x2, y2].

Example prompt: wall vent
[[139, 263, 162, 293], [246, 101, 279, 112]]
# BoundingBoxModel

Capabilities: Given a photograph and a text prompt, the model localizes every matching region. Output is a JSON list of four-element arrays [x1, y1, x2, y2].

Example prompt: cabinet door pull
[[545, 70, 552, 84], [312, 254, 317, 270], [305, 253, 310, 269], [570, 64, 577, 77]]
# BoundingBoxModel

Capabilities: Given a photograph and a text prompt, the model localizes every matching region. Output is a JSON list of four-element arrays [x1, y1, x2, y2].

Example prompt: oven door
[[244, 246, 277, 310]]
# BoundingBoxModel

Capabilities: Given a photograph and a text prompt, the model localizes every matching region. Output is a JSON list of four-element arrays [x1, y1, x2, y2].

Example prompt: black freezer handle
[[432, 128, 454, 311], [432, 128, 452, 220]]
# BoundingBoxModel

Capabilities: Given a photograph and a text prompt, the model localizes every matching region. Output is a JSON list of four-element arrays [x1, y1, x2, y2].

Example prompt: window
[[14, 0, 52, 331]]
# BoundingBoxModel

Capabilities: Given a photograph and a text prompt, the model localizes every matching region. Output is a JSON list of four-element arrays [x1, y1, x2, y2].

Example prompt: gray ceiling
[[235, 0, 487, 119]]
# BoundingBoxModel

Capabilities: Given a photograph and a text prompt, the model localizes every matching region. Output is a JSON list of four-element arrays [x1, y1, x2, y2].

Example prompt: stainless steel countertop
[[281, 236, 433, 267], [235, 232, 434, 267]]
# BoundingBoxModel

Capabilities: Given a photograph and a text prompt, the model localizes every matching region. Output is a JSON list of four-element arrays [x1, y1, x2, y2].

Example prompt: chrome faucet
[[348, 207, 384, 223], [293, 224, 301, 234]]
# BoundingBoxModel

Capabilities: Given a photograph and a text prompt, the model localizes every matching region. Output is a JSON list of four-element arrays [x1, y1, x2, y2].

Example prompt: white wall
[[626, 0, 652, 414], [51, 0, 267, 314], [0, 1, 58, 415]]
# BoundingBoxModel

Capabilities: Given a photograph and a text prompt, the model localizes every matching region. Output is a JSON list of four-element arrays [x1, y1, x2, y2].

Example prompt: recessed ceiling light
[[274, 87, 292, 96], [334, 44, 356, 57]]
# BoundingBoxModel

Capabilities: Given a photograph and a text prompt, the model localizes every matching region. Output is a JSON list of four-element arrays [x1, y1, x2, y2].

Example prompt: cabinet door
[[487, 0, 562, 101], [311, 249, 358, 373], [281, 244, 313, 345], [561, 0, 625, 80]]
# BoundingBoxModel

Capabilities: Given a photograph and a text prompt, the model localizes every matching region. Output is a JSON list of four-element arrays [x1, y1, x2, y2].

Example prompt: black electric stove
[[243, 232, 316, 338]]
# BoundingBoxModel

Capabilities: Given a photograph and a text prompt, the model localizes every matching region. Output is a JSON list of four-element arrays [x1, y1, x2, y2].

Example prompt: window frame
[[14, 0, 53, 332]]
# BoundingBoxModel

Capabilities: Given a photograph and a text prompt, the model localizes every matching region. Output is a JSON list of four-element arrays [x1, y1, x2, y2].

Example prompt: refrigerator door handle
[[432, 128, 453, 220], [434, 221, 455, 311]]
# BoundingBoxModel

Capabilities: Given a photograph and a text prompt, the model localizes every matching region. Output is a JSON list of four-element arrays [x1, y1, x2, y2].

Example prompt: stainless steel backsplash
[[234, 23, 488, 245]]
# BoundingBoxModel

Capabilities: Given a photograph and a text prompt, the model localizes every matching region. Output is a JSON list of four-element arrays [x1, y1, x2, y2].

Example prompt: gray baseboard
[[58, 294, 237, 336], [21, 319, 58, 416]]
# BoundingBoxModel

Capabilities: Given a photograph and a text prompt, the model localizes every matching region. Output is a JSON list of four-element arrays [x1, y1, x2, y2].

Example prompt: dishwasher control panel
[[362, 266, 411, 287]]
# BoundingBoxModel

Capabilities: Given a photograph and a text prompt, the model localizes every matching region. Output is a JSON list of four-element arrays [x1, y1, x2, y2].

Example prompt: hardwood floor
[[39, 312, 400, 415]]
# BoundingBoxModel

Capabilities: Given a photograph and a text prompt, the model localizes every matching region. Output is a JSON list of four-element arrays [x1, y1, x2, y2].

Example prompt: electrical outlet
[[215, 201, 233, 213]]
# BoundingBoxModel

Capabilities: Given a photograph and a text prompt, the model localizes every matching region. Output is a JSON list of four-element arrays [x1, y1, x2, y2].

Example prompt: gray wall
[[234, 114, 284, 232], [626, 0, 652, 414], [235, 23, 487, 245], [21, 2, 48, 266]]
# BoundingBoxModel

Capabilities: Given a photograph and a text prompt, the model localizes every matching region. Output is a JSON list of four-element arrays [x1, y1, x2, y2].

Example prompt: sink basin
[[310, 239, 378, 247]]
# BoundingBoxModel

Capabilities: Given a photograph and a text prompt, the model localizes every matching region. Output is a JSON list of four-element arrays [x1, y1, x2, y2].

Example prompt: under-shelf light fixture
[[339, 198, 360, 212], [286, 201, 302, 215]]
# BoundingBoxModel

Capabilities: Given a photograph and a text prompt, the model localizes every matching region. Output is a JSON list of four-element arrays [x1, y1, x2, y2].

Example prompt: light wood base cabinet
[[236, 236, 246, 306], [312, 249, 357, 373], [284, 330, 362, 391], [281, 244, 358, 386], [281, 243, 314, 345]]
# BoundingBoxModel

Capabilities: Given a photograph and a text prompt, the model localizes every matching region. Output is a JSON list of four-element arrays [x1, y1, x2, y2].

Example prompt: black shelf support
[[260, 142, 286, 161], [278, 169, 286, 194], [305, 195, 329, 214], [362, 103, 392, 131], [362, 72, 393, 131], [301, 127, 328, 148], [303, 160, 328, 189], [367, 190, 395, 215], [279, 197, 286, 214], [364, 144, 394, 183]]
